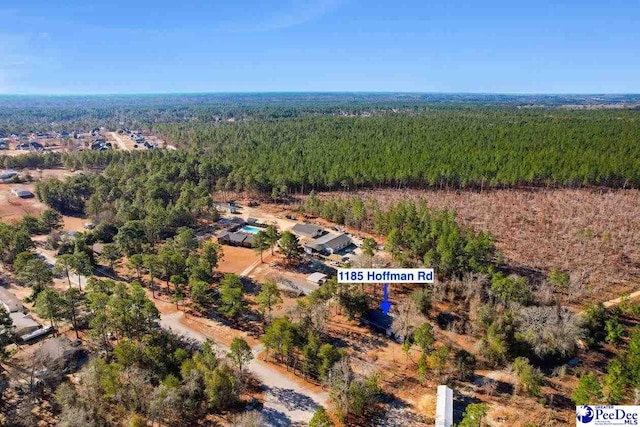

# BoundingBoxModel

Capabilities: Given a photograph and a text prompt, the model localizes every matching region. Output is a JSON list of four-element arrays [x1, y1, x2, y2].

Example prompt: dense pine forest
[[154, 109, 640, 190], [3, 98, 640, 193]]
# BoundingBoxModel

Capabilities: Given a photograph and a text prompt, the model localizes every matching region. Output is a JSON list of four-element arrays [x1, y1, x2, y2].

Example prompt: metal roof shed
[[292, 223, 325, 238], [306, 272, 328, 284]]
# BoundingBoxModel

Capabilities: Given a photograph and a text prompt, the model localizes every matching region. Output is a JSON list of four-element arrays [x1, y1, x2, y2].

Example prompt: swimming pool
[[240, 225, 262, 234]]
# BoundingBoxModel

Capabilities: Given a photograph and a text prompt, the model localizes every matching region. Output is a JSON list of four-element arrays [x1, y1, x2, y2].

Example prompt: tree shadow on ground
[[368, 393, 431, 427], [454, 391, 483, 424], [265, 386, 318, 412], [93, 266, 127, 282], [473, 374, 514, 395], [241, 277, 260, 295], [260, 407, 292, 427], [546, 392, 575, 410]]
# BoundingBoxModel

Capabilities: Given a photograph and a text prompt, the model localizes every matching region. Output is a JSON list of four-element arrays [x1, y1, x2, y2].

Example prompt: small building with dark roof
[[225, 232, 247, 246], [216, 230, 231, 242], [11, 188, 34, 198], [243, 233, 255, 247]]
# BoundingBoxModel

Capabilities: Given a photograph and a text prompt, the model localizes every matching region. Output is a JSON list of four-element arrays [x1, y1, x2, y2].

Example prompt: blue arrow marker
[[379, 283, 392, 314]]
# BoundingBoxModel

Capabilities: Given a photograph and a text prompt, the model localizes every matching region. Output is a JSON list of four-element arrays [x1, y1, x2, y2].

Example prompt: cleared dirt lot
[[0, 182, 45, 221], [0, 181, 87, 229], [217, 244, 261, 275]]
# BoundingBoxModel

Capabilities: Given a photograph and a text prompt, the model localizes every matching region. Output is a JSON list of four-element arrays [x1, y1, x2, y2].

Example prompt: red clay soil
[[217, 244, 261, 275]]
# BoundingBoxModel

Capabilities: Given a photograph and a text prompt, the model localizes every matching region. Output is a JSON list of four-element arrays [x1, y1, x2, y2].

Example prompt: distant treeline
[[0, 93, 479, 133], [155, 109, 640, 189], [2, 107, 640, 190], [1, 92, 639, 134]]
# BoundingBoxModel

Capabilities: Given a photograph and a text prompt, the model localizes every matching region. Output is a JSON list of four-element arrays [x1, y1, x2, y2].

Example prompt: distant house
[[0, 287, 45, 340], [10, 313, 40, 337], [15, 141, 44, 151], [0, 169, 18, 181], [233, 232, 253, 247], [291, 223, 325, 239], [35, 336, 84, 373], [229, 232, 248, 246], [91, 139, 111, 151], [306, 272, 327, 285], [304, 233, 351, 255], [218, 230, 254, 248], [11, 188, 34, 198], [0, 287, 24, 313], [216, 202, 238, 214], [217, 217, 245, 230]]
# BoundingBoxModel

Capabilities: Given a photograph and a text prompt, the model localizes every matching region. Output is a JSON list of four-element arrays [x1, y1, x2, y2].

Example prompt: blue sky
[[0, 0, 638, 94]]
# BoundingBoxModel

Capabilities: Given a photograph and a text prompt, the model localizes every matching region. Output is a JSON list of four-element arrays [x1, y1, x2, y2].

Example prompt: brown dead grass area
[[324, 311, 579, 424], [486, 399, 570, 427], [61, 215, 87, 232], [297, 188, 640, 300], [323, 313, 434, 410], [217, 243, 260, 275]]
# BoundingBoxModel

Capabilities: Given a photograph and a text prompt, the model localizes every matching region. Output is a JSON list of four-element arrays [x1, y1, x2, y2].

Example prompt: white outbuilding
[[435, 385, 453, 427]]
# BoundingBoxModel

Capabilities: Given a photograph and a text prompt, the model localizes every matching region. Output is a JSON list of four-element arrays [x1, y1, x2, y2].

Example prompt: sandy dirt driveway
[[109, 132, 132, 151], [160, 311, 327, 426]]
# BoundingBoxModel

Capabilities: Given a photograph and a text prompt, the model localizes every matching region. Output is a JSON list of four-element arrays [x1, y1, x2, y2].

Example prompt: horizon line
[[1, 90, 640, 97]]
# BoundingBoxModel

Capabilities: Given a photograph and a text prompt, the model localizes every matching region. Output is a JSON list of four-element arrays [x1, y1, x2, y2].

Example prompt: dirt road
[[109, 132, 131, 152], [160, 311, 327, 426], [240, 258, 263, 277], [601, 288, 640, 309]]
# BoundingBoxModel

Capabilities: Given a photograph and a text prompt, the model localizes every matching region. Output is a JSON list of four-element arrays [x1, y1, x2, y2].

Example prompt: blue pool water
[[240, 225, 261, 234]]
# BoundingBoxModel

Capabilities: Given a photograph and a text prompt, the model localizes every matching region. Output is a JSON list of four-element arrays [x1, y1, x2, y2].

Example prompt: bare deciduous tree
[[309, 300, 330, 334], [391, 298, 424, 342], [517, 306, 584, 359], [233, 411, 266, 427]]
